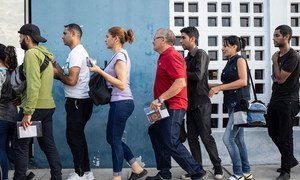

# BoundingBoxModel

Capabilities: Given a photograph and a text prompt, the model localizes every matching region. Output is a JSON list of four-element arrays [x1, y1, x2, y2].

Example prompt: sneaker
[[214, 173, 224, 180], [214, 166, 224, 180], [85, 171, 95, 180], [128, 169, 148, 180], [227, 175, 244, 180], [190, 171, 208, 180], [66, 172, 86, 180], [276, 172, 290, 180], [146, 173, 171, 180], [277, 160, 298, 172], [243, 173, 253, 180], [180, 173, 191, 180]]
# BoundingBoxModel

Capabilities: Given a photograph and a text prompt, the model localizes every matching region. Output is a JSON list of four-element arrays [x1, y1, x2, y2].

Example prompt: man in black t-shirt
[[267, 25, 300, 180]]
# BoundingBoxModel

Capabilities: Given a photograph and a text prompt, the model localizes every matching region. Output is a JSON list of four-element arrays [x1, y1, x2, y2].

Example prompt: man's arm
[[54, 66, 80, 86], [272, 52, 292, 84], [150, 78, 186, 110]]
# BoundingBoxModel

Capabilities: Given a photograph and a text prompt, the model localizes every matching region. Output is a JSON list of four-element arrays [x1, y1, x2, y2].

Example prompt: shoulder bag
[[233, 59, 267, 127]]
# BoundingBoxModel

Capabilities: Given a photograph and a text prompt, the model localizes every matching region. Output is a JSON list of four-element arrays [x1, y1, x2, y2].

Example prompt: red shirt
[[154, 47, 188, 110]]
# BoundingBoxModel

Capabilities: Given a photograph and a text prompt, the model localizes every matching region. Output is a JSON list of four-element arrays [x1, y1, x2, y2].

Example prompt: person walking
[[0, 44, 18, 180], [146, 28, 207, 180], [89, 26, 147, 180], [180, 26, 223, 180], [54, 23, 94, 180], [208, 36, 253, 180], [267, 25, 300, 180], [12, 23, 62, 180]]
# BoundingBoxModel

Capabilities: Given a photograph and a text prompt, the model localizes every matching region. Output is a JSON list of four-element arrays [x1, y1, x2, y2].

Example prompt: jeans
[[0, 120, 14, 180], [267, 100, 299, 173], [106, 100, 135, 176], [12, 109, 62, 180], [223, 103, 251, 176], [186, 103, 222, 169], [148, 109, 205, 179], [65, 98, 93, 176]]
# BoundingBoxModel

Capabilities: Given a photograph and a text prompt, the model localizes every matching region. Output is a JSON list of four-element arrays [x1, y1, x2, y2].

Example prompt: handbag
[[88, 72, 112, 106], [233, 60, 267, 127]]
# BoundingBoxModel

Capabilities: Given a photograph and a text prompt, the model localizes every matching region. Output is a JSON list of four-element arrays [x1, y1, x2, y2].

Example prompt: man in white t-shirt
[[55, 23, 94, 180]]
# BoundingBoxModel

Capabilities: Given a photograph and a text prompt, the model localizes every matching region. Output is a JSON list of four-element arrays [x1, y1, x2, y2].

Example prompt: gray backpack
[[10, 56, 50, 95]]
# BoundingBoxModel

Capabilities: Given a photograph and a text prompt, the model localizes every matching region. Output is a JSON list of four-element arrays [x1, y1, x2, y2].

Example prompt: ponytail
[[223, 36, 246, 52], [126, 29, 134, 44]]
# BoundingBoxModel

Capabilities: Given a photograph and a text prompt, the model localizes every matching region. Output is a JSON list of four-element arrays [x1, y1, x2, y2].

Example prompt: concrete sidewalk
[[8, 164, 300, 180]]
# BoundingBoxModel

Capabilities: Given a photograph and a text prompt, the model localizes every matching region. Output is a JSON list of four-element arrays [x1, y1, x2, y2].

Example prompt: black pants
[[267, 100, 299, 173], [12, 109, 62, 180], [65, 98, 93, 176], [186, 102, 222, 169]]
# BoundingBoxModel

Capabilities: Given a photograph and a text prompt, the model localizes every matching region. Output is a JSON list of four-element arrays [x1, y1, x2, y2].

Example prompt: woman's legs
[[222, 104, 251, 176], [106, 100, 135, 178], [0, 120, 14, 180]]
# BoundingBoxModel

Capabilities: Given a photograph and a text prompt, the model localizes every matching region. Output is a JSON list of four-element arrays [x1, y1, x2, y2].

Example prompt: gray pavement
[[8, 164, 300, 180]]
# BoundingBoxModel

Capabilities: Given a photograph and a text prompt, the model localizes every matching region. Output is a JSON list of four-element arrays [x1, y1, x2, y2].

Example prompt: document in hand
[[144, 103, 170, 123], [17, 121, 42, 139]]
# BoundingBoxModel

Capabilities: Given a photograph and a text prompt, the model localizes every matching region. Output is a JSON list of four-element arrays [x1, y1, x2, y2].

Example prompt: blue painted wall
[[31, 0, 169, 168]]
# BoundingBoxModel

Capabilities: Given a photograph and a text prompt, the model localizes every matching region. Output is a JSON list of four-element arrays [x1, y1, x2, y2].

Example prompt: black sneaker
[[128, 169, 148, 180], [213, 166, 224, 180], [277, 160, 298, 172], [146, 173, 171, 180], [191, 171, 208, 180], [276, 172, 290, 180]]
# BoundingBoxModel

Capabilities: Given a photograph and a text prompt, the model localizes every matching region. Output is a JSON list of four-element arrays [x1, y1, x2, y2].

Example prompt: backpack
[[88, 51, 127, 105], [11, 56, 50, 95]]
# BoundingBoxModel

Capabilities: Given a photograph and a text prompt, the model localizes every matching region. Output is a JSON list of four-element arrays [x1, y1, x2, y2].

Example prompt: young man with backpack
[[12, 23, 62, 180]]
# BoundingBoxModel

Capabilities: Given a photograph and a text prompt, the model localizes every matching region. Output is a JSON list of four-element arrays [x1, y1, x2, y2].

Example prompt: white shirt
[[63, 44, 90, 98]]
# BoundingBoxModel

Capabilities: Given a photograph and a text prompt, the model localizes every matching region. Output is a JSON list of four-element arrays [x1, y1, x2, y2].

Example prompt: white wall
[[0, 0, 24, 48]]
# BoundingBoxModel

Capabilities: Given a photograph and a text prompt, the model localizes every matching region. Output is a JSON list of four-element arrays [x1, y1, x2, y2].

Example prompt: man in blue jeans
[[146, 28, 207, 180]]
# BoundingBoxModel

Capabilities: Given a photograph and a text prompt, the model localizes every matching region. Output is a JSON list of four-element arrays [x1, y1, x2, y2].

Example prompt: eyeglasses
[[153, 36, 164, 41]]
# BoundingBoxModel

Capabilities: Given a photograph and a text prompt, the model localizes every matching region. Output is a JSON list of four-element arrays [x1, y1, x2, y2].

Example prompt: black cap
[[18, 24, 47, 43]]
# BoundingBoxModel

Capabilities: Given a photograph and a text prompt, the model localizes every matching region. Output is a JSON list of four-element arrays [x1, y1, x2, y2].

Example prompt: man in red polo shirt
[[146, 28, 207, 180]]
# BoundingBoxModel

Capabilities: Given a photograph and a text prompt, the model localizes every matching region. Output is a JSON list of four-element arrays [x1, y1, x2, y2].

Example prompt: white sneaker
[[66, 172, 86, 180], [85, 171, 95, 180], [214, 173, 224, 180], [227, 175, 244, 180]]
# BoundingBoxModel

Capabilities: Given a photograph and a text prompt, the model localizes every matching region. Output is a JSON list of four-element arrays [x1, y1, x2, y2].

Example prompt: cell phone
[[86, 57, 93, 67]]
